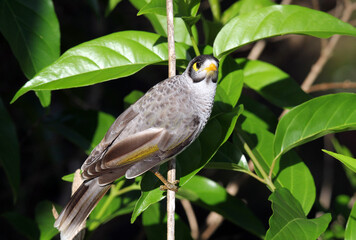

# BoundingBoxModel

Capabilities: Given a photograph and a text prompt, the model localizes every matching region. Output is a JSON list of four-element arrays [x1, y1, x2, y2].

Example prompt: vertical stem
[[208, 0, 221, 22], [166, 0, 176, 240]]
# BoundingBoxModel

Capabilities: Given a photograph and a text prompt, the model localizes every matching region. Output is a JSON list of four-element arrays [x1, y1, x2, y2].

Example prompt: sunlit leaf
[[345, 201, 356, 240], [238, 110, 315, 214], [322, 149, 356, 173], [11, 31, 190, 103], [214, 5, 356, 58], [221, 0, 275, 24], [274, 93, 356, 158]]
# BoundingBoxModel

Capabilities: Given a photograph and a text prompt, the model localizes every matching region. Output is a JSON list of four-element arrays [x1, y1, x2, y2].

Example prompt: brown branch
[[306, 81, 356, 93], [301, 0, 356, 92], [166, 0, 176, 239], [180, 199, 199, 239]]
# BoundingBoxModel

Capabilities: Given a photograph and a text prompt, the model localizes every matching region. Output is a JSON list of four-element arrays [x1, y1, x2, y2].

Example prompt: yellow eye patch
[[193, 62, 199, 71]]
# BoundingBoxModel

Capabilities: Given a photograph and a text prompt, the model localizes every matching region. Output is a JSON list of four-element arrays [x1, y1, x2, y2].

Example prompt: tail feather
[[54, 178, 110, 240]]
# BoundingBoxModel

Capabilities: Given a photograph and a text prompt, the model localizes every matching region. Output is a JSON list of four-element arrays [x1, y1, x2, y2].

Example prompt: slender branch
[[306, 81, 356, 93], [301, 0, 356, 92], [238, 135, 276, 191], [180, 199, 199, 239], [166, 1, 176, 239]]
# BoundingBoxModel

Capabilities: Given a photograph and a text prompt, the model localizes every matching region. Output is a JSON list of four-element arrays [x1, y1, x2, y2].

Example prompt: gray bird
[[54, 55, 219, 240]]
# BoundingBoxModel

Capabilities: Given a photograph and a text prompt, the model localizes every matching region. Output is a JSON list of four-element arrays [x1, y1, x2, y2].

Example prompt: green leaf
[[206, 141, 249, 173], [238, 58, 311, 109], [274, 93, 356, 158], [178, 175, 265, 238], [2, 211, 39, 240], [61, 172, 75, 182], [0, 98, 20, 202], [130, 0, 197, 45], [214, 5, 356, 59], [221, 0, 275, 24], [142, 202, 192, 240], [238, 95, 278, 131], [11, 31, 190, 103], [238, 110, 315, 214], [124, 90, 144, 109], [0, 0, 60, 79], [131, 105, 243, 222], [35, 201, 60, 240], [322, 149, 356, 173], [345, 201, 356, 240], [0, 0, 60, 106], [138, 0, 200, 18], [266, 188, 331, 240], [216, 56, 244, 108]]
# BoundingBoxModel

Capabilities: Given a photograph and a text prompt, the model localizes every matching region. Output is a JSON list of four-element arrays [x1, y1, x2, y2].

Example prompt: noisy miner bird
[[54, 55, 219, 240]]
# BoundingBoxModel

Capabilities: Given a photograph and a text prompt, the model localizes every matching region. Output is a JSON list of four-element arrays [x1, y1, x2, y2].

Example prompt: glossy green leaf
[[238, 110, 315, 214], [35, 201, 60, 240], [345, 201, 356, 240], [331, 138, 356, 190], [35, 91, 51, 108], [0, 98, 20, 202], [274, 93, 356, 158], [11, 31, 190, 103], [238, 58, 311, 109], [216, 56, 244, 108], [266, 188, 331, 240], [0, 0, 60, 79], [178, 175, 265, 237], [142, 202, 192, 240], [214, 5, 356, 59], [221, 0, 275, 24], [130, 0, 198, 45], [131, 105, 243, 222], [138, 0, 200, 19], [322, 149, 356, 173], [2, 211, 39, 240], [206, 141, 249, 173]]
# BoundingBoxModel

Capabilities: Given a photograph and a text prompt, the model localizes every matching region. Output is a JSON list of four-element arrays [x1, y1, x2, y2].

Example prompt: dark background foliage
[[1, 0, 356, 239]]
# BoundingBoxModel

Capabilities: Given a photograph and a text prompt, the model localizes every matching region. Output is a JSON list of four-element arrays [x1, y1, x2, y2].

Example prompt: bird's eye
[[192, 62, 201, 72]]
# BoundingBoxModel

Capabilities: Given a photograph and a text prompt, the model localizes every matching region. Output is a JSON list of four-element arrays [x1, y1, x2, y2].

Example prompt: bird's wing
[[124, 116, 201, 179], [82, 106, 138, 168], [82, 116, 201, 183], [82, 127, 166, 180]]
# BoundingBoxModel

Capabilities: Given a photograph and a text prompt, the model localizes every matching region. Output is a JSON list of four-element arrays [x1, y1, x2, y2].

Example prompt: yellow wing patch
[[117, 145, 159, 166]]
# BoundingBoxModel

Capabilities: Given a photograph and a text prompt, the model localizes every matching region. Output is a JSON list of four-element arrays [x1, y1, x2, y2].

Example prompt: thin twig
[[180, 199, 199, 239], [166, 0, 176, 239], [301, 0, 356, 92], [306, 81, 356, 93]]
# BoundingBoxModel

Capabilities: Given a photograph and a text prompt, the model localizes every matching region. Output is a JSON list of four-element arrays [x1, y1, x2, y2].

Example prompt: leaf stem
[[185, 23, 200, 56], [239, 135, 276, 191], [90, 180, 140, 230], [268, 153, 281, 180]]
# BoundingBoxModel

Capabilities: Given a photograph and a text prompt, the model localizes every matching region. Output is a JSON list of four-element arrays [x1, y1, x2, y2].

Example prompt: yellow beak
[[204, 63, 217, 72]]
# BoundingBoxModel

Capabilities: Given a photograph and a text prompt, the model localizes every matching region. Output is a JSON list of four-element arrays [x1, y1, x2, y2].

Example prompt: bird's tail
[[54, 178, 111, 240]]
